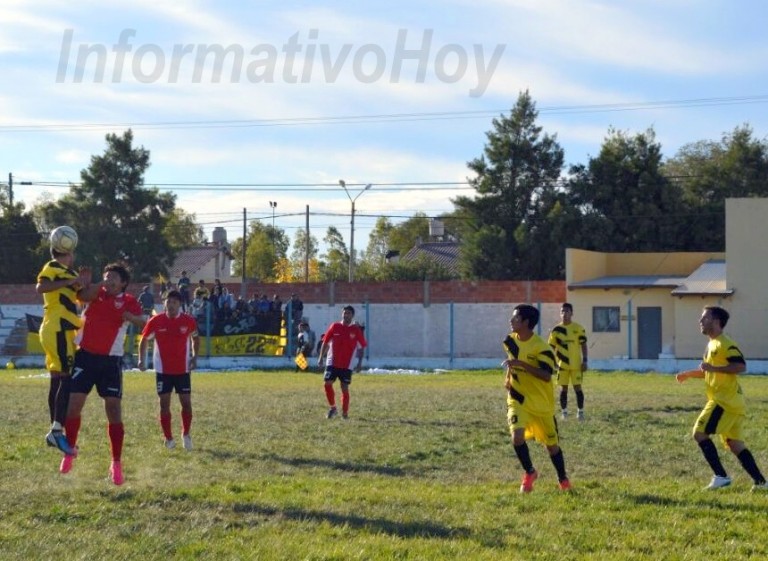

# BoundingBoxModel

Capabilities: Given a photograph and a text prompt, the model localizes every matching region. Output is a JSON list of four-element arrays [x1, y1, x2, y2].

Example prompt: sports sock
[[324, 384, 336, 407], [160, 413, 173, 440], [48, 377, 62, 423], [181, 411, 193, 435], [108, 423, 124, 462], [341, 390, 350, 415], [737, 448, 766, 484], [64, 416, 82, 447], [53, 376, 71, 426], [549, 449, 568, 481], [698, 439, 728, 477], [513, 443, 535, 473], [575, 389, 585, 410], [559, 389, 568, 411]]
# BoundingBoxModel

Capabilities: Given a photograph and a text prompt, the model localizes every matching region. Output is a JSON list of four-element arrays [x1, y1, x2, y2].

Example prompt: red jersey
[[322, 322, 367, 369], [75, 288, 142, 356], [142, 312, 198, 375]]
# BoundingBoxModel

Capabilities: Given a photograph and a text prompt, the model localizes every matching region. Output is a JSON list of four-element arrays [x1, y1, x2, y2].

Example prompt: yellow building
[[566, 198, 766, 360]]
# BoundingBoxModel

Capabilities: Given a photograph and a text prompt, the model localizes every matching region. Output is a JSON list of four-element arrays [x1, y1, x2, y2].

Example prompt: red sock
[[341, 390, 350, 415], [181, 411, 192, 436], [64, 416, 82, 447], [108, 423, 124, 462], [160, 414, 173, 440], [324, 384, 336, 407]]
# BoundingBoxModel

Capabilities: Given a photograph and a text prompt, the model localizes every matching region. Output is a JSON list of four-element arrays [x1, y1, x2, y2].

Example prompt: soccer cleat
[[165, 438, 176, 450], [704, 475, 732, 490], [342, 412, 349, 419], [182, 434, 193, 451], [59, 454, 74, 474], [109, 461, 124, 486], [577, 410, 585, 422], [751, 481, 768, 492], [520, 470, 539, 493], [46, 430, 78, 456], [326, 406, 338, 419], [561, 410, 568, 420], [559, 479, 572, 491]]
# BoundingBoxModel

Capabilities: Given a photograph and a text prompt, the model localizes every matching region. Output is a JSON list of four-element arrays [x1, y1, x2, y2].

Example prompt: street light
[[269, 201, 277, 230], [339, 180, 372, 282]]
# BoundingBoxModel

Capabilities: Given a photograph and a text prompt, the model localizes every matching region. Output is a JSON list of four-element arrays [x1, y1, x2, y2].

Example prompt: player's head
[[342, 305, 355, 325], [560, 302, 573, 322], [51, 247, 74, 263], [102, 263, 130, 294], [701, 306, 729, 334], [511, 304, 539, 330], [164, 289, 183, 316]]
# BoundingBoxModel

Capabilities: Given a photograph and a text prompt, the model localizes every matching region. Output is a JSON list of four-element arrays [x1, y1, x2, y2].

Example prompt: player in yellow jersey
[[503, 304, 571, 493], [36, 247, 92, 456], [676, 306, 768, 491], [548, 303, 588, 421]]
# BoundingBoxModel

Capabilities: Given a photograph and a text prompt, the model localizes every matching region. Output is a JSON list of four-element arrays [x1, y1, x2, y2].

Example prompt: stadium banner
[[25, 314, 284, 357]]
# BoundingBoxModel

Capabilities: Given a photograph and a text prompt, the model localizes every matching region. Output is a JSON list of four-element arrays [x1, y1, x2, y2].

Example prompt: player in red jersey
[[60, 263, 145, 485], [138, 290, 199, 451], [317, 305, 367, 419]]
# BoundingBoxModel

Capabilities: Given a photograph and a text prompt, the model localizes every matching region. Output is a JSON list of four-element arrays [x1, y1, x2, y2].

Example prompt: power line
[[1, 94, 767, 133]]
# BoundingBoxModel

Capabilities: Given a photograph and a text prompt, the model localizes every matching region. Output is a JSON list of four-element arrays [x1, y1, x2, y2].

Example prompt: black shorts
[[70, 349, 123, 398], [323, 366, 353, 385], [156, 372, 191, 395]]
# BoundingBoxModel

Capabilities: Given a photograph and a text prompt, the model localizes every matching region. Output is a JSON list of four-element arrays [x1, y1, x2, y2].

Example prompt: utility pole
[[305, 204, 310, 283], [8, 173, 12, 207]]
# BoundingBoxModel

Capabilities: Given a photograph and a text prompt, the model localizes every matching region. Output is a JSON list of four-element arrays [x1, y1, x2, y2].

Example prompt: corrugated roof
[[671, 259, 732, 295], [168, 246, 222, 280], [402, 242, 461, 276], [568, 275, 686, 290]]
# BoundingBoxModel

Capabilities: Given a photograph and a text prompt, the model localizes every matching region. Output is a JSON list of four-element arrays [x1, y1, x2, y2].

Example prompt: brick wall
[[1, 280, 566, 306]]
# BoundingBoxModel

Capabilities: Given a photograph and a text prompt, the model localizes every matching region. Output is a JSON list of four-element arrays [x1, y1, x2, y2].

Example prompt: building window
[[593, 306, 620, 332]]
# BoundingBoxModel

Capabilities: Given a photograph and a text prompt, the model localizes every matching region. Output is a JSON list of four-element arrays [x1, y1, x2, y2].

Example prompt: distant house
[[401, 241, 461, 278], [167, 227, 236, 284]]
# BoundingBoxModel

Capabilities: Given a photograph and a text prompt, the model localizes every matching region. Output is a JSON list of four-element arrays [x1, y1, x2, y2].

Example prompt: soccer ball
[[49, 225, 78, 253]]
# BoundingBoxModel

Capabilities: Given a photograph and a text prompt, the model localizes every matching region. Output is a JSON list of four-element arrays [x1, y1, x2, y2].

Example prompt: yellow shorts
[[557, 368, 583, 386], [693, 401, 744, 446], [39, 325, 76, 375], [507, 405, 559, 446]]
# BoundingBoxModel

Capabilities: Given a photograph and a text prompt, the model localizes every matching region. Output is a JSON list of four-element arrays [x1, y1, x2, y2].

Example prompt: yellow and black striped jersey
[[503, 332, 556, 416], [703, 333, 746, 414], [37, 260, 81, 332], [548, 322, 587, 370]]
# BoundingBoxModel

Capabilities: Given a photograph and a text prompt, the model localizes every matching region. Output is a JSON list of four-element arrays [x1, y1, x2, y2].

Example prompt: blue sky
[[2, 0, 768, 255]]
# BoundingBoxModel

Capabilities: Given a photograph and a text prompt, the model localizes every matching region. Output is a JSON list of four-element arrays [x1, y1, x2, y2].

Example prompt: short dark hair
[[164, 290, 183, 303], [561, 302, 573, 312], [704, 306, 730, 328], [104, 263, 130, 285], [343, 305, 355, 315], [512, 304, 539, 329]]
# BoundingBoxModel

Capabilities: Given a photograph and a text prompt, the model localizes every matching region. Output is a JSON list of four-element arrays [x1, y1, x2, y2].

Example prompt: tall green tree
[[288, 228, 319, 280], [454, 91, 565, 279], [319, 226, 349, 281], [0, 201, 43, 283], [663, 125, 768, 250], [34, 129, 177, 280], [163, 208, 205, 251], [569, 127, 687, 252], [231, 221, 289, 281]]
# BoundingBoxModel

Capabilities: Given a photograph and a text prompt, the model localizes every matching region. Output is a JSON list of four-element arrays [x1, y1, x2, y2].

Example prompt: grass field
[[1, 367, 767, 560]]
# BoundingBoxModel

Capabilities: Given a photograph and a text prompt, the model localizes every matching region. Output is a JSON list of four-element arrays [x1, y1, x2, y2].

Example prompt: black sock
[[53, 376, 71, 426], [550, 449, 568, 482], [559, 390, 568, 411], [575, 390, 584, 410], [737, 449, 766, 484], [514, 443, 535, 473], [48, 378, 62, 424], [698, 439, 728, 477]]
